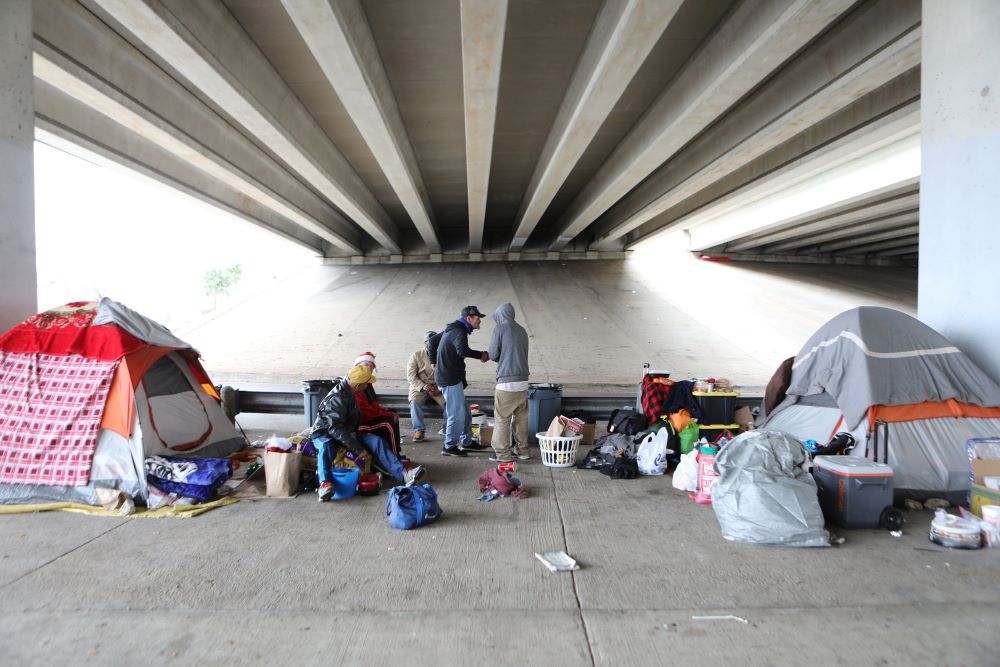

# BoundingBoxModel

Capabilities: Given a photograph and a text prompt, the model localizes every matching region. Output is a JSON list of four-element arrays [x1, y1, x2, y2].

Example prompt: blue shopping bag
[[385, 483, 442, 530]]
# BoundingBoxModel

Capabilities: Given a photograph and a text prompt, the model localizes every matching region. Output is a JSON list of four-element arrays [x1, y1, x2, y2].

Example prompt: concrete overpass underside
[[32, 0, 922, 266]]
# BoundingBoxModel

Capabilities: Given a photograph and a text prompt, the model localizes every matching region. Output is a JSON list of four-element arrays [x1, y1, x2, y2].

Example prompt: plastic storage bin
[[692, 391, 739, 425], [537, 433, 582, 468], [528, 383, 563, 445], [812, 455, 900, 529], [302, 379, 335, 428]]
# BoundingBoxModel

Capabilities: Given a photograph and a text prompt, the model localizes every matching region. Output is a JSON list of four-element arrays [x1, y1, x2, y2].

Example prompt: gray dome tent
[[762, 307, 1000, 502]]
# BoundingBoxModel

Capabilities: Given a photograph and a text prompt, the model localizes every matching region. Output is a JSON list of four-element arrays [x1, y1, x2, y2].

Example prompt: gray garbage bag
[[711, 431, 829, 547]]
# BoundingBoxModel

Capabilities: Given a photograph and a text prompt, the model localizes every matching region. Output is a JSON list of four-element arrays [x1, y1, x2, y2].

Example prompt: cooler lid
[[813, 455, 893, 476]]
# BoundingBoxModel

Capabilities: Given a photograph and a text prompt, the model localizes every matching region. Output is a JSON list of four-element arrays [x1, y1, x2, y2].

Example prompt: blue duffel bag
[[386, 483, 442, 530]]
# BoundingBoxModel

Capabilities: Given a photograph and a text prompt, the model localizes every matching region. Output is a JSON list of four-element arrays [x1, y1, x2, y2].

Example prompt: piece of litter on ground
[[534, 551, 580, 572], [691, 615, 749, 624], [833, 536, 846, 545], [890, 530, 903, 537]]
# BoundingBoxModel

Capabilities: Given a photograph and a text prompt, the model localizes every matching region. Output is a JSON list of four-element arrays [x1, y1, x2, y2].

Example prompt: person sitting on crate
[[407, 331, 445, 443], [311, 364, 425, 502], [352, 351, 403, 456]]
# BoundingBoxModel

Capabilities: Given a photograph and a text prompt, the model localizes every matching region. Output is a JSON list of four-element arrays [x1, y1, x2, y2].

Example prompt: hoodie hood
[[494, 302, 515, 325]]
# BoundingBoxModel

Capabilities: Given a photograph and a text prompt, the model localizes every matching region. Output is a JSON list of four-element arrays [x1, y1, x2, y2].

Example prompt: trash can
[[528, 383, 562, 445], [302, 379, 335, 429]]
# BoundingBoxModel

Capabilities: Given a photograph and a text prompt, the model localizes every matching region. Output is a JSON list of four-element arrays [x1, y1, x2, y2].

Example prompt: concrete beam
[[0, 0, 36, 331], [840, 234, 920, 255], [767, 212, 919, 253], [702, 251, 910, 267], [85, 0, 400, 253], [282, 0, 441, 253], [817, 223, 920, 253], [673, 103, 921, 252], [507, 0, 683, 251], [588, 0, 921, 250], [460, 0, 508, 253], [32, 44, 362, 254], [726, 185, 919, 252], [547, 0, 856, 250]]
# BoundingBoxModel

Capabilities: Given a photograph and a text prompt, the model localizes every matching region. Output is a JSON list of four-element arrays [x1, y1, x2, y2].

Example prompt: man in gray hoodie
[[488, 302, 531, 462]]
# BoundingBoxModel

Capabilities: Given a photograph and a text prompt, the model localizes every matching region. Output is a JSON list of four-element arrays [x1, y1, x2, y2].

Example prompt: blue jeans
[[441, 382, 472, 449], [409, 398, 428, 433], [314, 432, 406, 483]]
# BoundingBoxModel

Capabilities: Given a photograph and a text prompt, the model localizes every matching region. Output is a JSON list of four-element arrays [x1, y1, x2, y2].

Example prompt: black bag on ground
[[600, 456, 639, 480], [578, 446, 607, 470], [607, 408, 647, 436]]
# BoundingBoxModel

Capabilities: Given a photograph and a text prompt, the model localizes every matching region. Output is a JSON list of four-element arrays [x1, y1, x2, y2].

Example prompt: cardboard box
[[972, 458, 1000, 485], [969, 483, 1000, 517], [580, 423, 596, 447], [480, 425, 493, 447]]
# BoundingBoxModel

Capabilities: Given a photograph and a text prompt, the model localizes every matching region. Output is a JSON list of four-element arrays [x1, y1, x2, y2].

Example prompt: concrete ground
[[2, 411, 998, 665], [7, 257, 995, 665]]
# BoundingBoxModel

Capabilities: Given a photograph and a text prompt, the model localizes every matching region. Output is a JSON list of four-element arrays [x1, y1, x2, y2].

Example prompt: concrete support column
[[919, 1, 1000, 381], [0, 0, 36, 331]]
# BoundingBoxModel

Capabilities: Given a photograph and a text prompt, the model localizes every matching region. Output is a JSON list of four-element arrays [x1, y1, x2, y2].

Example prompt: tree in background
[[204, 264, 242, 309]]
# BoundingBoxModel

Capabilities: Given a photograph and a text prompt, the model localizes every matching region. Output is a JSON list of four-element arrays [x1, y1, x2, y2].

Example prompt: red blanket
[[0, 352, 120, 486]]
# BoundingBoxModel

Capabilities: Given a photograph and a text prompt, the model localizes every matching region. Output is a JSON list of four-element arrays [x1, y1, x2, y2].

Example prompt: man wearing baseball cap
[[310, 364, 425, 501], [429, 305, 490, 456]]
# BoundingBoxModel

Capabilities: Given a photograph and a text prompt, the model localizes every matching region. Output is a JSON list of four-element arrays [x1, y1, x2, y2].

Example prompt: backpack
[[607, 408, 647, 436], [386, 483, 442, 530]]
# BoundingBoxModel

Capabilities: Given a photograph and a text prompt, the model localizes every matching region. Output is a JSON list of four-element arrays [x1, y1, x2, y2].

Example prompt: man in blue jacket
[[488, 302, 531, 462], [430, 305, 490, 457]]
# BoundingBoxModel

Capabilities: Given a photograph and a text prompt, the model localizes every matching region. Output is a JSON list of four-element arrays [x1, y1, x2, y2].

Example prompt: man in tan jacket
[[406, 331, 445, 442]]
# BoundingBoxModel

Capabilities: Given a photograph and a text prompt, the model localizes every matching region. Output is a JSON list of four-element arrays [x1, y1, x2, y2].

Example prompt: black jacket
[[310, 377, 364, 455], [430, 319, 483, 388]]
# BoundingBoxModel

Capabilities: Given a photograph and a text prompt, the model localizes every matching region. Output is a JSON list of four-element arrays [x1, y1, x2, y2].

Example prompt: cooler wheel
[[879, 507, 904, 531]]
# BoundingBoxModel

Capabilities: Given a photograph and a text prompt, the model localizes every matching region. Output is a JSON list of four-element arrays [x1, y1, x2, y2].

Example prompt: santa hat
[[354, 352, 377, 369]]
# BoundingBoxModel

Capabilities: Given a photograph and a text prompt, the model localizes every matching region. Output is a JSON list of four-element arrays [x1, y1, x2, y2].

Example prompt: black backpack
[[600, 456, 639, 480], [607, 408, 647, 436]]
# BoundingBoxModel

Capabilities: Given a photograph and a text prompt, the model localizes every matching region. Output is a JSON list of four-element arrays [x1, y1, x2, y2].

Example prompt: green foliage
[[203, 264, 243, 300]]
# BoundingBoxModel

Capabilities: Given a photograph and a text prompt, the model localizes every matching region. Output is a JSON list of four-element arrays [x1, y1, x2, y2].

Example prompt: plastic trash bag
[[671, 449, 699, 492], [711, 431, 829, 547], [636, 429, 672, 476]]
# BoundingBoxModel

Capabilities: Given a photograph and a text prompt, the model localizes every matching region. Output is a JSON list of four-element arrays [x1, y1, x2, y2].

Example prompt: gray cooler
[[812, 455, 899, 529]]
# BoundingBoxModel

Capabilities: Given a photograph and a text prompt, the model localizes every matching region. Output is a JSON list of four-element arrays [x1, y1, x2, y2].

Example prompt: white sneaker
[[404, 465, 426, 487], [511, 447, 531, 460]]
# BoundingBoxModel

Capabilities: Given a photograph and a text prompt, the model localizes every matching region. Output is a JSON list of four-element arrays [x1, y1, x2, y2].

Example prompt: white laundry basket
[[537, 433, 582, 468]]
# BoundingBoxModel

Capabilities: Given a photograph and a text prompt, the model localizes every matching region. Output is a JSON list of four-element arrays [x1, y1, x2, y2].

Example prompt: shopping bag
[[671, 449, 699, 491], [264, 449, 302, 497], [636, 428, 672, 476], [386, 483, 442, 530]]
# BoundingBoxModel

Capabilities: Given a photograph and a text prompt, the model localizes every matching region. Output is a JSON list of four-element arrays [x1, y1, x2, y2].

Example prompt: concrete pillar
[[919, 1, 1000, 381], [0, 0, 36, 331]]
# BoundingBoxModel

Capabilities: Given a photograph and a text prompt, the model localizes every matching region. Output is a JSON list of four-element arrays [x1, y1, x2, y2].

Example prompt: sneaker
[[413, 431, 426, 442], [317, 482, 334, 502], [437, 428, 445, 435], [441, 447, 468, 457], [460, 440, 490, 452], [511, 447, 531, 460], [404, 465, 426, 487], [488, 453, 516, 463]]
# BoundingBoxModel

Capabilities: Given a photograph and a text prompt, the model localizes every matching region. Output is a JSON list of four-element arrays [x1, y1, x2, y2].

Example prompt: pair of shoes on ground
[[441, 440, 489, 457], [488, 448, 531, 462], [413, 430, 426, 442]]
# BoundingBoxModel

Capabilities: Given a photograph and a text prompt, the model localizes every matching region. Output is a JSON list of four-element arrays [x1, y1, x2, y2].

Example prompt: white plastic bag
[[636, 429, 672, 476], [672, 449, 699, 491]]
